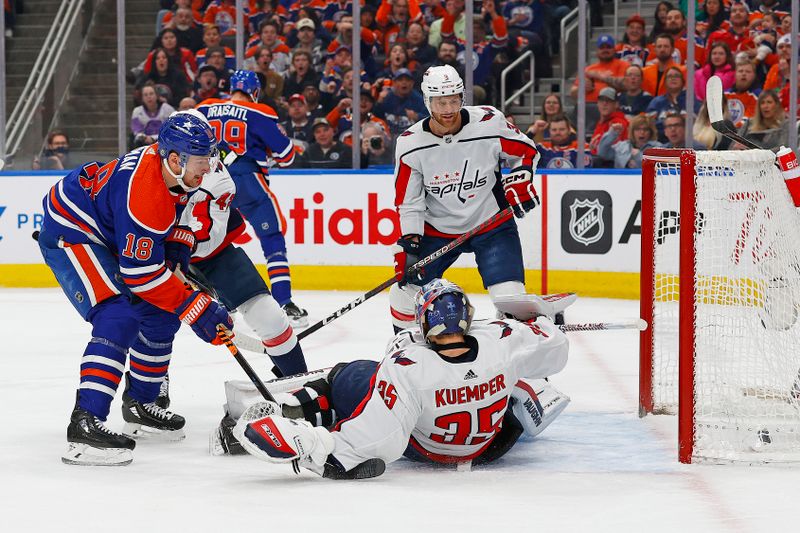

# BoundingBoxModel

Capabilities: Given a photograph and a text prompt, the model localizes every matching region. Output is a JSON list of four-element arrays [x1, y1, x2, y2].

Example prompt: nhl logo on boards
[[561, 190, 613, 254]]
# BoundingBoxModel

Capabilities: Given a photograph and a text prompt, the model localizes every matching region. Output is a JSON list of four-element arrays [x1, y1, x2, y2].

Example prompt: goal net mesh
[[650, 150, 800, 463]]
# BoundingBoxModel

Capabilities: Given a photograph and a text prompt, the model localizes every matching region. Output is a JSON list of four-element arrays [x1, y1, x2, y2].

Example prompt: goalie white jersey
[[179, 164, 236, 260], [393, 105, 539, 237], [330, 317, 568, 470]]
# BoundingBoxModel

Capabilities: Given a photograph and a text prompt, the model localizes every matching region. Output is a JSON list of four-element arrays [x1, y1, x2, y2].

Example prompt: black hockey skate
[[282, 301, 309, 328], [209, 411, 247, 456], [63, 405, 136, 466], [154, 374, 171, 409], [122, 375, 186, 441]]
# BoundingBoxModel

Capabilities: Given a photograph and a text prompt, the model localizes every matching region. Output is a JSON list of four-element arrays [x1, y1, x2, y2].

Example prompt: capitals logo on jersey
[[427, 162, 489, 202]]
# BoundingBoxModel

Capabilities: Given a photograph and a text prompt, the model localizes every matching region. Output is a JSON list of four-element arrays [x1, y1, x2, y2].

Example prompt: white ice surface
[[1, 289, 798, 532]]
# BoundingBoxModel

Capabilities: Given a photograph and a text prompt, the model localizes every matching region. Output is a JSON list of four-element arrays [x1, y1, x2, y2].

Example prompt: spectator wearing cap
[[725, 60, 761, 128], [166, 7, 205, 53], [405, 21, 437, 68], [196, 24, 236, 70], [251, 47, 285, 102], [284, 50, 321, 97], [204, 47, 233, 92], [246, 20, 292, 77], [327, 14, 380, 78], [130, 82, 176, 148], [764, 34, 793, 91], [570, 35, 630, 103], [281, 93, 315, 150], [617, 15, 649, 67], [292, 18, 326, 74], [375, 0, 421, 55], [295, 118, 353, 168], [589, 87, 629, 163], [706, 1, 750, 57], [374, 68, 427, 135], [655, 8, 705, 67], [203, 0, 237, 36], [618, 65, 652, 118], [641, 34, 684, 97], [194, 65, 227, 101], [502, 0, 553, 78]]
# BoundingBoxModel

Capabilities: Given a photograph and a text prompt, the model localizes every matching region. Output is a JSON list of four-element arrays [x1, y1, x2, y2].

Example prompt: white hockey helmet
[[421, 65, 464, 116]]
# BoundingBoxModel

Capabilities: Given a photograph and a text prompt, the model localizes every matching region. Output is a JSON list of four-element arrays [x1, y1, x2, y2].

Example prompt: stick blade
[[706, 75, 724, 123]]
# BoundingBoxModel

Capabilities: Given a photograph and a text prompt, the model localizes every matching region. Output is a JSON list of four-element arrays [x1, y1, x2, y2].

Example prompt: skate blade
[[62, 442, 133, 466], [123, 423, 185, 442]]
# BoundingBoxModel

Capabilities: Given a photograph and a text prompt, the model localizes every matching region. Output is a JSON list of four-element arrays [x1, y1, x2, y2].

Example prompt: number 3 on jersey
[[208, 119, 247, 155]]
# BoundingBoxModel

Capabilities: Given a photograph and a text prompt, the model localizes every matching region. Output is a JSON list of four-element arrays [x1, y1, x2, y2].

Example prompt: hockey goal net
[[640, 148, 800, 464]]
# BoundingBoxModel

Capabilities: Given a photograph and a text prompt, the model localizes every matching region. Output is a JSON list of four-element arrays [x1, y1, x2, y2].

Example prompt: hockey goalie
[[214, 278, 571, 479]]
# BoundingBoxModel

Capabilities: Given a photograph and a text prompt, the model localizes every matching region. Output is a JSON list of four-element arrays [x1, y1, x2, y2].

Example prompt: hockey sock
[[269, 343, 308, 376], [79, 300, 140, 420], [128, 332, 173, 404], [263, 246, 292, 305]]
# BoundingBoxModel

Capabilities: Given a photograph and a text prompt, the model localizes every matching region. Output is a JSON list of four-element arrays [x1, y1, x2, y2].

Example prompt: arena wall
[[0, 169, 642, 298]]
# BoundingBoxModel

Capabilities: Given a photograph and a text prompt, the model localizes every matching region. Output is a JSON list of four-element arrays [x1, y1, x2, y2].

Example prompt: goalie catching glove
[[234, 413, 334, 471], [502, 166, 539, 218]]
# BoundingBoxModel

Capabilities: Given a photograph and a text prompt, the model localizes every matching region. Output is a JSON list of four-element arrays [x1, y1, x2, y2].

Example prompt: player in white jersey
[[389, 65, 542, 332], [229, 278, 570, 479], [154, 110, 307, 411]]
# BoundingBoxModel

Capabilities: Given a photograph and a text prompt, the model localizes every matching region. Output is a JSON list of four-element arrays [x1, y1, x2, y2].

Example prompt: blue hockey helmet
[[415, 279, 474, 338], [230, 69, 261, 101], [158, 110, 219, 191]]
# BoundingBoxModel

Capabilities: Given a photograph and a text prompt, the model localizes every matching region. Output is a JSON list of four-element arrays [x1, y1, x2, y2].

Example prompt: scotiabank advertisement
[[0, 170, 642, 289]]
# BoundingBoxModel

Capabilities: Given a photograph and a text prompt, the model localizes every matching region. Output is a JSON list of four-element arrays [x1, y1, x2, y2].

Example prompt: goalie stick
[[706, 75, 764, 150], [216, 326, 275, 402]]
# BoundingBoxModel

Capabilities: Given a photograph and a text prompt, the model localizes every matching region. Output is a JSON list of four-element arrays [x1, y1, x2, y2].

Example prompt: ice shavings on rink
[[2, 289, 799, 532]]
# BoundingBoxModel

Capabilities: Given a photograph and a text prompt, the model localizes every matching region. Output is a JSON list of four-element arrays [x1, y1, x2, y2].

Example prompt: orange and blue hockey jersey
[[42, 144, 193, 312], [195, 98, 295, 175]]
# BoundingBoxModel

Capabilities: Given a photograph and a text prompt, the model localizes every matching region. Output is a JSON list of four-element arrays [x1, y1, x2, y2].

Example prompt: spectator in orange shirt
[[376, 0, 420, 55], [725, 61, 760, 128], [616, 14, 649, 67], [764, 34, 792, 91], [570, 35, 630, 103], [642, 34, 684, 96], [590, 87, 629, 162], [203, 0, 238, 36], [662, 8, 705, 66], [196, 24, 236, 71]]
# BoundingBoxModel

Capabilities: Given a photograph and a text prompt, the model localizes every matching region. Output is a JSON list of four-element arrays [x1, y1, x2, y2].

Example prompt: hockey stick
[[706, 76, 764, 150], [216, 326, 275, 402], [292, 205, 518, 341], [558, 318, 647, 332]]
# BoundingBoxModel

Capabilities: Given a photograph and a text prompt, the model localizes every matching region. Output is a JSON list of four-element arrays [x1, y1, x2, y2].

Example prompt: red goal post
[[639, 147, 800, 464]]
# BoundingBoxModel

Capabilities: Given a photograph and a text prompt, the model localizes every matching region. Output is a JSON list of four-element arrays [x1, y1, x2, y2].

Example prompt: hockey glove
[[392, 234, 422, 286], [233, 414, 335, 469], [176, 290, 233, 345], [502, 166, 539, 218], [165, 225, 196, 274]]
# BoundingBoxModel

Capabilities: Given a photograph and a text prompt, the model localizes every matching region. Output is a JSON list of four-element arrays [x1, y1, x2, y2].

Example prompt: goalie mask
[[415, 279, 474, 339]]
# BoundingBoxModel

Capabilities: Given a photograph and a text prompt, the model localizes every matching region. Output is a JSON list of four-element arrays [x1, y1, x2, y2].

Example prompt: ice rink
[[2, 288, 798, 532]]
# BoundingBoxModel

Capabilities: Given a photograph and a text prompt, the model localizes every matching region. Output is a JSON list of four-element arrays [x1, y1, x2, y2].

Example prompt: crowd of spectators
[[539, 0, 798, 169], [128, 0, 587, 167]]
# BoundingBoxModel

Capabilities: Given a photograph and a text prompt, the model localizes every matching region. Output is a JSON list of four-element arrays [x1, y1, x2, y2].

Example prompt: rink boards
[[0, 169, 642, 298]]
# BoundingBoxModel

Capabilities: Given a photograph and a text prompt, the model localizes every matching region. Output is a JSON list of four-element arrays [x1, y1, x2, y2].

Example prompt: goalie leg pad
[[389, 283, 420, 331], [511, 378, 570, 438]]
